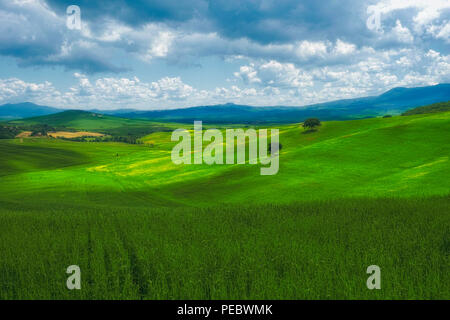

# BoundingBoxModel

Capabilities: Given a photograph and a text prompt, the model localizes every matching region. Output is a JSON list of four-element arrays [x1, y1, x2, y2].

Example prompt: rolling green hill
[[402, 101, 450, 116], [5, 110, 174, 138], [3, 111, 449, 206], [0, 112, 449, 299], [8, 110, 155, 130]]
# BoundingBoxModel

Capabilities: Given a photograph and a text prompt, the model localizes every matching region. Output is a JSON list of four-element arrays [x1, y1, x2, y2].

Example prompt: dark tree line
[[30, 124, 56, 136], [0, 126, 20, 139], [99, 136, 144, 144], [61, 135, 144, 144]]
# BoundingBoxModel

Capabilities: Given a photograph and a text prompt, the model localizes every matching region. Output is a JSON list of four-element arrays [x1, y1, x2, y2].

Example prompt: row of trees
[[3, 119, 322, 142], [0, 126, 20, 139], [0, 124, 58, 139], [60, 135, 144, 144], [30, 124, 56, 136], [98, 136, 144, 144]]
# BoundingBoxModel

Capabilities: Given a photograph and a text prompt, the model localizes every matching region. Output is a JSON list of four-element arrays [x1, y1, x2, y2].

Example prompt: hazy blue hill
[[374, 84, 450, 108], [116, 84, 450, 123], [0, 102, 60, 120], [1, 84, 449, 123], [116, 103, 367, 123]]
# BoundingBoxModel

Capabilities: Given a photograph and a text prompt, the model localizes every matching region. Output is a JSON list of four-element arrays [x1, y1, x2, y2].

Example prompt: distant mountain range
[[1, 84, 449, 123], [0, 102, 60, 120]]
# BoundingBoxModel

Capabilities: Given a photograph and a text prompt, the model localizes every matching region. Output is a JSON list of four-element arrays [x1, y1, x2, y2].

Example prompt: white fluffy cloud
[[296, 41, 328, 59], [0, 78, 61, 104], [1, 43, 448, 109], [368, 0, 450, 38], [391, 20, 414, 44], [235, 60, 313, 88], [64, 74, 196, 107], [429, 22, 450, 43], [232, 46, 450, 104]]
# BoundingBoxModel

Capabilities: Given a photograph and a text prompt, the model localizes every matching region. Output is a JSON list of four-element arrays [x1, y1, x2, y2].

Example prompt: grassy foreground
[[0, 197, 448, 300], [0, 112, 449, 299]]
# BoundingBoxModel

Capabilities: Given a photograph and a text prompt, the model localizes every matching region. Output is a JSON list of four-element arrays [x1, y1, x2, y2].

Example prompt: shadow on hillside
[[302, 129, 318, 134]]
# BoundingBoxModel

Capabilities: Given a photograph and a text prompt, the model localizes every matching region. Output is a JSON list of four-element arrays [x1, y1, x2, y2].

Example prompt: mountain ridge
[[0, 102, 60, 120], [1, 83, 449, 123]]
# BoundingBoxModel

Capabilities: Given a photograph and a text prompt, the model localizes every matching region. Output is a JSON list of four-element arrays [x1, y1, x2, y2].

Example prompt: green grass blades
[[0, 198, 448, 299]]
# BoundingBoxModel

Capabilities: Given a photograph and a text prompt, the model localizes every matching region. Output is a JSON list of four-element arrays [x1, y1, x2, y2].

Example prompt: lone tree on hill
[[302, 118, 321, 131]]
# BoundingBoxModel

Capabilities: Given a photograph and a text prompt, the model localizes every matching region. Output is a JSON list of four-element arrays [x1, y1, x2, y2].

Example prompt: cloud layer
[[0, 0, 448, 108]]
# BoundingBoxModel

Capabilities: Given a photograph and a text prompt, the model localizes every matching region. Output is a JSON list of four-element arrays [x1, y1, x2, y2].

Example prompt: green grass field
[[0, 111, 449, 299]]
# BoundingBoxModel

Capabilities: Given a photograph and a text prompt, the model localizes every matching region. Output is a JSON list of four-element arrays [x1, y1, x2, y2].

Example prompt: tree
[[302, 118, 321, 131]]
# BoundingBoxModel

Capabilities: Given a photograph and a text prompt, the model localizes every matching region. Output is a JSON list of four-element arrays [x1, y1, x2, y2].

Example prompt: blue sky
[[0, 0, 449, 110]]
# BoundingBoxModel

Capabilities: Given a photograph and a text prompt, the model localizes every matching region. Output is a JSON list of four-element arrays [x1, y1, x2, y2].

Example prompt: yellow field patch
[[127, 157, 168, 169], [15, 131, 32, 138], [48, 131, 104, 138]]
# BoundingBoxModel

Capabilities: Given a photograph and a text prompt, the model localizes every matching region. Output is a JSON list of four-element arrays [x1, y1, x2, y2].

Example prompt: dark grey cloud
[[44, 0, 372, 45], [0, 0, 129, 73], [207, 0, 371, 45], [0, 1, 63, 59], [0, 0, 449, 76], [45, 0, 207, 26]]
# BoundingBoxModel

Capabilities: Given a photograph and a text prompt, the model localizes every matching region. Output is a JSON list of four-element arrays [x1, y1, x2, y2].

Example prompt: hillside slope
[[1, 111, 448, 299], [1, 111, 449, 207], [402, 101, 450, 116], [8, 110, 145, 129], [6, 110, 173, 136]]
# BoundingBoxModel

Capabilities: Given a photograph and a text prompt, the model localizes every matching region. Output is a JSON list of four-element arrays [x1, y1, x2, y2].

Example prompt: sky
[[0, 0, 449, 110]]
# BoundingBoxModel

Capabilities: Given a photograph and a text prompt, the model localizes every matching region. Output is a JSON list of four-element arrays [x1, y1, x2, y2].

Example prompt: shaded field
[[0, 197, 448, 300]]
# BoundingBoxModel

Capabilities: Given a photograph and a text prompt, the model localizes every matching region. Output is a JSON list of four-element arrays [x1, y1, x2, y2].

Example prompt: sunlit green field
[[0, 112, 449, 299]]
